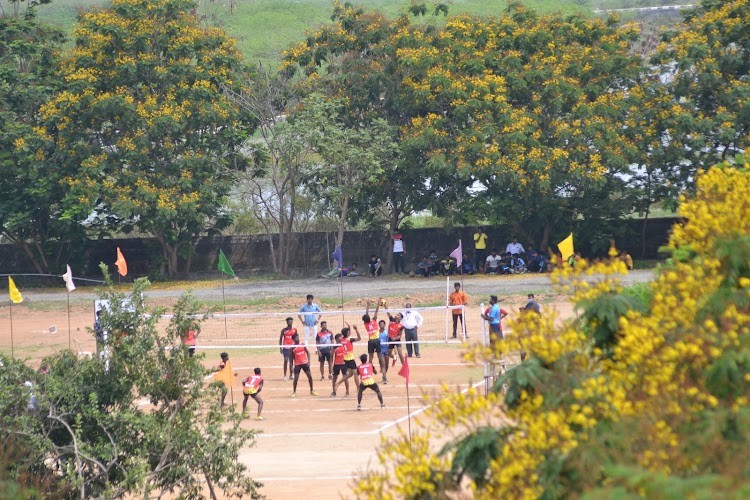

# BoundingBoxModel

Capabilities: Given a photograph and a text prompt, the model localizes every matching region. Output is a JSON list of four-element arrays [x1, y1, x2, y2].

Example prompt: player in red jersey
[[278, 317, 297, 381], [330, 333, 350, 397], [242, 367, 265, 420], [333, 323, 361, 395], [386, 312, 405, 367], [356, 354, 385, 410], [291, 333, 318, 397], [362, 298, 381, 364]]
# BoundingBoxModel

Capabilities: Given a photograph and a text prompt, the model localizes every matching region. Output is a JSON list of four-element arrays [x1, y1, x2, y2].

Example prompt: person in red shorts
[[363, 298, 382, 364], [386, 312, 405, 367], [278, 317, 297, 381], [333, 323, 361, 395], [330, 333, 350, 397], [356, 354, 385, 410], [242, 367, 265, 420], [290, 333, 318, 397]]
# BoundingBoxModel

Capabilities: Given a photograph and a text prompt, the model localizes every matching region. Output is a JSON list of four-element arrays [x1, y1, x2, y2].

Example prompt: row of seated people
[[415, 248, 548, 277]]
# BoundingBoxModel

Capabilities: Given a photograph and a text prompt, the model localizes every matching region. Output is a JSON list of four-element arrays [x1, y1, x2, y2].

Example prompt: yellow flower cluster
[[358, 163, 750, 496]]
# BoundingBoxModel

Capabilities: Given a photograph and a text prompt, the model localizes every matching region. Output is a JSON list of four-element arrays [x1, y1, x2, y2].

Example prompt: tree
[[225, 68, 315, 275], [40, 0, 255, 277], [283, 3, 470, 264], [390, 7, 645, 248], [649, 0, 750, 197], [0, 275, 261, 498], [355, 160, 750, 497], [0, 9, 79, 274]]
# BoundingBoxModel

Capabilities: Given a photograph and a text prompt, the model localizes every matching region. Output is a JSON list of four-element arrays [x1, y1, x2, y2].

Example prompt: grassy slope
[[34, 0, 590, 66]]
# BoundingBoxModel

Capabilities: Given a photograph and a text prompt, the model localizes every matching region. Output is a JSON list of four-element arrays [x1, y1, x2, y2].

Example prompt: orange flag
[[115, 247, 128, 276], [398, 356, 410, 383], [213, 359, 234, 389]]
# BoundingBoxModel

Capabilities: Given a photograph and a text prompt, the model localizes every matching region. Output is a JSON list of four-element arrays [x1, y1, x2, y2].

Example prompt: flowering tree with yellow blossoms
[[356, 160, 750, 498], [40, 0, 254, 277]]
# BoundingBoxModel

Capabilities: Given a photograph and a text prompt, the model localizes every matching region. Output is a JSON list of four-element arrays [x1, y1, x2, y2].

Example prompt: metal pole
[[222, 277, 228, 338], [405, 380, 412, 447]]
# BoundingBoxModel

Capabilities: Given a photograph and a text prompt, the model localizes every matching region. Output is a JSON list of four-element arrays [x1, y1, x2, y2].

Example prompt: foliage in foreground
[[0, 275, 261, 499], [356, 161, 750, 498]]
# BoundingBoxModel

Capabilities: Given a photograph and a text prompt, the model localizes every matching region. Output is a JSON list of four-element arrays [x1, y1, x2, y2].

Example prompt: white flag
[[62, 265, 76, 292], [449, 240, 463, 268]]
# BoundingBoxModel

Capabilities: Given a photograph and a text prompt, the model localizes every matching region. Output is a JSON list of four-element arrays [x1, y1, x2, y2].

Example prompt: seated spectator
[[498, 252, 512, 275], [510, 254, 527, 274], [620, 251, 634, 270], [461, 253, 476, 275], [505, 237, 525, 256], [340, 263, 359, 277], [484, 249, 503, 274], [368, 254, 383, 277], [427, 250, 440, 276], [415, 257, 431, 277], [527, 251, 547, 273], [440, 256, 456, 276]]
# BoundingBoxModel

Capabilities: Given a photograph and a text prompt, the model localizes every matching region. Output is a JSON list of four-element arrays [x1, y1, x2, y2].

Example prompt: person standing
[[333, 324, 362, 394], [522, 293, 541, 314], [330, 333, 350, 397], [449, 283, 469, 338], [278, 317, 297, 381], [316, 320, 334, 380], [377, 319, 390, 383], [401, 303, 423, 358], [363, 299, 381, 364], [386, 312, 405, 367], [291, 333, 318, 397], [182, 320, 200, 357], [217, 352, 230, 407], [505, 237, 525, 256], [481, 295, 509, 345], [242, 368, 265, 420], [473, 227, 489, 271], [298, 294, 322, 346], [356, 354, 385, 410], [392, 231, 406, 274]]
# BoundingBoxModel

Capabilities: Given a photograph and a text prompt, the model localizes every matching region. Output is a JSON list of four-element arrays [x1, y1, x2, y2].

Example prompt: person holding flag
[[356, 354, 385, 410], [214, 352, 235, 407]]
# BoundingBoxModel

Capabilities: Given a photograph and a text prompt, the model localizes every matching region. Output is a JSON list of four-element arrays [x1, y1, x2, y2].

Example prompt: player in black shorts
[[316, 320, 334, 381], [291, 333, 318, 397], [331, 333, 350, 397]]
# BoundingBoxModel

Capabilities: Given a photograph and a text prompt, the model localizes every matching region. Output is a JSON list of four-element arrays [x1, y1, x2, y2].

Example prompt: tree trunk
[[20, 241, 46, 274], [640, 207, 650, 259], [335, 194, 350, 248], [154, 233, 179, 278], [540, 223, 551, 253]]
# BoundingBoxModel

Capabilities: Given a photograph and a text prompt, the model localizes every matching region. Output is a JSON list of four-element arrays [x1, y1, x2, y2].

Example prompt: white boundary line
[[258, 379, 484, 438]]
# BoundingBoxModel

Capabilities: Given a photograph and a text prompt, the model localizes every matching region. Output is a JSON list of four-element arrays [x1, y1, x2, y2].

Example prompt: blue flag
[[331, 245, 343, 266]]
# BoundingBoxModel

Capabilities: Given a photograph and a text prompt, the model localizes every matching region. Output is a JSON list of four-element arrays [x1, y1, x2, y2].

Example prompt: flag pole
[[222, 276, 228, 339], [67, 290, 71, 350], [405, 379, 412, 447], [9, 300, 15, 359], [445, 275, 450, 343], [338, 276, 344, 328]]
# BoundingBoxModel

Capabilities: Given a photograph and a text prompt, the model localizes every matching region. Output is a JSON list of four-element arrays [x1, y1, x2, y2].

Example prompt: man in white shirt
[[392, 231, 406, 274], [401, 303, 423, 358], [485, 249, 502, 274], [506, 237, 525, 256]]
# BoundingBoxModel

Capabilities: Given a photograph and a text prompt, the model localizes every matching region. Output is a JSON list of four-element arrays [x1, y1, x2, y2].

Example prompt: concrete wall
[[0, 217, 678, 280]]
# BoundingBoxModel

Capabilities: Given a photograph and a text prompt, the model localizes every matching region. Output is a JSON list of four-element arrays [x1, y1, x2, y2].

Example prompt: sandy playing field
[[0, 271, 653, 498]]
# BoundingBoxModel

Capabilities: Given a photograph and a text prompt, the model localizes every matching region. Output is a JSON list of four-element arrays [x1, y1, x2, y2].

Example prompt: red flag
[[398, 357, 410, 383], [115, 247, 128, 277]]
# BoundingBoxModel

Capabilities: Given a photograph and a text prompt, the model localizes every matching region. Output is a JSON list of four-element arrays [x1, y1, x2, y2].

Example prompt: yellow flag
[[557, 233, 575, 263], [8, 277, 23, 304], [213, 359, 234, 389]]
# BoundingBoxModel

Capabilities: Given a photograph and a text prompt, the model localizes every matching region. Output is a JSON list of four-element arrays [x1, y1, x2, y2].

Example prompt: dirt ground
[[0, 272, 649, 498]]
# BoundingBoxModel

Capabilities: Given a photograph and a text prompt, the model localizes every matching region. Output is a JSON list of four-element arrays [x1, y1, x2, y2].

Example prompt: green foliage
[[440, 426, 512, 488], [578, 291, 646, 353], [41, 0, 256, 277], [496, 355, 552, 408], [0, 274, 261, 498]]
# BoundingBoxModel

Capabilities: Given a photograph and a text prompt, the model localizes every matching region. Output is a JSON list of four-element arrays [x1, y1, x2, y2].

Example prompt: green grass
[[34, 0, 591, 68]]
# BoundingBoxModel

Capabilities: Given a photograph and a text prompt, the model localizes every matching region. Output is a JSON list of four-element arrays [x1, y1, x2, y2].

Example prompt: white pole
[[480, 302, 489, 394], [444, 275, 450, 342], [461, 305, 467, 340]]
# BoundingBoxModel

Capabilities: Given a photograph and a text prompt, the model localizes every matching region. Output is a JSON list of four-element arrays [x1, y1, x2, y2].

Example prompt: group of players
[[277, 298, 408, 411]]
